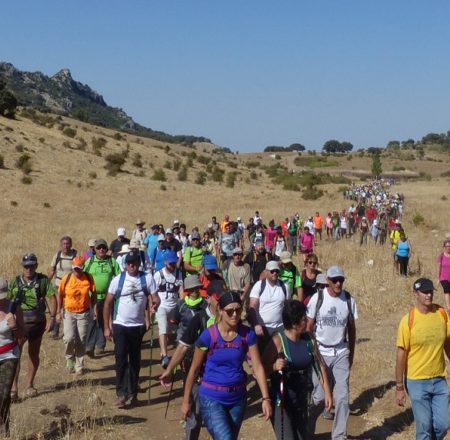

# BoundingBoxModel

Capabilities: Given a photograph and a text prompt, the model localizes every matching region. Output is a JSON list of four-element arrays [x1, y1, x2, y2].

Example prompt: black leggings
[[397, 256, 409, 276]]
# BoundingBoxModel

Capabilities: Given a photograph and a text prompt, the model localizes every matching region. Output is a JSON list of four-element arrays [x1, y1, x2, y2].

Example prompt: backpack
[[408, 305, 447, 331], [84, 256, 114, 274], [157, 268, 181, 299], [113, 271, 150, 319], [278, 329, 321, 379], [258, 279, 288, 299], [54, 249, 77, 270], [12, 274, 47, 313], [288, 221, 297, 236], [207, 323, 249, 358]]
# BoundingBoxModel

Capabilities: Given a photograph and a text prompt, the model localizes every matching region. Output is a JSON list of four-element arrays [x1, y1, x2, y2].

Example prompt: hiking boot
[[115, 396, 126, 409], [66, 359, 75, 374], [161, 355, 170, 369]]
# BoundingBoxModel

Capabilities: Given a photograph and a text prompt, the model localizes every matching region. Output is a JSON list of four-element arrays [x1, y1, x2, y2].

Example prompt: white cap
[[117, 227, 126, 236]]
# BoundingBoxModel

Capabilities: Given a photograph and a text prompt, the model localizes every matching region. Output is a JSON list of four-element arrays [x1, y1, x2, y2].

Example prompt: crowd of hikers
[[0, 178, 449, 440]]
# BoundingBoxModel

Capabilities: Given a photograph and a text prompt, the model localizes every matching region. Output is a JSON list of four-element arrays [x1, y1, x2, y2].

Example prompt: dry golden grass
[[1, 112, 450, 439]]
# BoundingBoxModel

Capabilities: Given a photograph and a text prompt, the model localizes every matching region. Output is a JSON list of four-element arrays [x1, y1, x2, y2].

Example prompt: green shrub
[[92, 137, 107, 156], [302, 186, 324, 200], [77, 138, 87, 150], [211, 166, 225, 182], [177, 167, 188, 181], [393, 166, 406, 171], [104, 153, 126, 176], [441, 195, 448, 201], [412, 212, 424, 226], [160, 184, 167, 191], [16, 153, 32, 174], [187, 157, 194, 167], [226, 172, 237, 188], [43, 202, 51, 208], [294, 156, 338, 168], [15, 144, 24, 152], [195, 171, 207, 185], [197, 155, 211, 165], [173, 159, 182, 171], [63, 127, 77, 138], [245, 161, 260, 168], [113, 132, 125, 141], [39, 137, 45, 143], [152, 168, 167, 181], [250, 171, 258, 180], [164, 160, 172, 170], [10, 200, 18, 206], [282, 181, 300, 191]]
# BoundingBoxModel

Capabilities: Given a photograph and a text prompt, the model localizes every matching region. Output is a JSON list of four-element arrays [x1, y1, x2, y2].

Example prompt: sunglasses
[[307, 261, 318, 265], [96, 246, 107, 250], [224, 307, 242, 317], [329, 277, 345, 284], [269, 269, 280, 274], [233, 253, 243, 257]]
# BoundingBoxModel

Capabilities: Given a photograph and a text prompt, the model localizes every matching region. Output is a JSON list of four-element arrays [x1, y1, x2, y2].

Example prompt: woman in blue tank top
[[262, 300, 332, 440], [395, 233, 412, 277]]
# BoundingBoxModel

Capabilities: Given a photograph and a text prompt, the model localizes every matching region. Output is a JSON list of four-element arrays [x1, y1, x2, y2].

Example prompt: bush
[[250, 171, 258, 180], [92, 137, 107, 156], [104, 153, 126, 176], [197, 155, 211, 165], [132, 153, 143, 168], [245, 161, 260, 168], [113, 132, 125, 141], [393, 166, 406, 171], [302, 186, 324, 200], [164, 160, 172, 170], [160, 184, 167, 191], [15, 144, 24, 152], [88, 171, 97, 179], [226, 172, 237, 188], [177, 167, 188, 181], [63, 127, 77, 138], [10, 200, 18, 206], [441, 195, 448, 201], [16, 153, 32, 174], [211, 166, 225, 182], [0, 154, 4, 169], [39, 137, 45, 143], [21, 176, 32, 185], [412, 212, 424, 226], [440, 170, 450, 178], [43, 202, 51, 208], [152, 169, 167, 181], [77, 138, 87, 150], [195, 171, 207, 185], [173, 159, 182, 171], [282, 181, 300, 191]]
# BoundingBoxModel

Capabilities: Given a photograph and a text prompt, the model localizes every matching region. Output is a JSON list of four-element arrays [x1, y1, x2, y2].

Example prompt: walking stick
[[164, 369, 176, 419], [148, 313, 155, 403], [278, 352, 286, 440]]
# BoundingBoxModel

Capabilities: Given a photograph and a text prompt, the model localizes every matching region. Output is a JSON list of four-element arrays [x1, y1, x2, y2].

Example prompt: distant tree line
[[322, 140, 353, 153], [264, 143, 306, 153]]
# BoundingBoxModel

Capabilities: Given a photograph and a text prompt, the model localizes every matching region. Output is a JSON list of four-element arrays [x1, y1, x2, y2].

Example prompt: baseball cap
[[191, 231, 201, 240], [151, 224, 159, 230], [88, 238, 97, 247], [117, 227, 126, 236], [184, 275, 203, 290], [414, 278, 436, 293], [165, 228, 173, 234], [164, 251, 178, 264], [237, 216, 241, 221], [279, 251, 292, 264], [315, 273, 328, 286], [327, 266, 345, 279], [157, 234, 165, 242], [232, 247, 243, 255], [0, 278, 8, 300], [125, 252, 141, 265], [206, 279, 226, 297], [129, 239, 140, 249], [254, 238, 264, 246], [203, 255, 219, 271], [72, 256, 85, 269], [95, 239, 108, 248], [22, 253, 38, 267], [266, 261, 280, 272]]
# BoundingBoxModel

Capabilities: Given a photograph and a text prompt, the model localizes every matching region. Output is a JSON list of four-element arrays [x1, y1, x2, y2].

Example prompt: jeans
[[310, 349, 350, 440], [407, 377, 450, 440], [63, 310, 90, 372], [86, 300, 106, 351], [113, 323, 146, 399], [199, 393, 247, 440]]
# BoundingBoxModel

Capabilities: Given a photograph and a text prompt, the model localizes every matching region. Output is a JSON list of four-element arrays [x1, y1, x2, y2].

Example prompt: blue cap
[[203, 254, 218, 271], [164, 251, 178, 264]]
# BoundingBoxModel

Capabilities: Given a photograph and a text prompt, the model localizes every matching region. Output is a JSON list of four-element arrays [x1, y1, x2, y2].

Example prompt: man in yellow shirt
[[395, 278, 450, 440]]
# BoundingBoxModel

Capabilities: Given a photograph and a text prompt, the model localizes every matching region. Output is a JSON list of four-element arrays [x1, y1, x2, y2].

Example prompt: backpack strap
[[139, 271, 150, 297], [113, 272, 127, 320], [85, 256, 94, 273], [314, 289, 324, 324], [207, 324, 220, 357], [409, 305, 448, 331], [278, 330, 292, 362], [304, 333, 322, 379], [259, 279, 267, 296], [60, 272, 73, 294]]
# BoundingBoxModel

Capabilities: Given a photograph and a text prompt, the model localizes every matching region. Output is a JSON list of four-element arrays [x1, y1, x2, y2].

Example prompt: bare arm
[[306, 317, 315, 333], [103, 294, 115, 340], [395, 347, 407, 406], [160, 344, 189, 386], [261, 334, 284, 376]]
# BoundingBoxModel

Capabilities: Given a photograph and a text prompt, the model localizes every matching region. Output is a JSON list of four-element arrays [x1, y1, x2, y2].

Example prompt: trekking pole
[[164, 368, 176, 419], [277, 352, 286, 440], [148, 313, 155, 403]]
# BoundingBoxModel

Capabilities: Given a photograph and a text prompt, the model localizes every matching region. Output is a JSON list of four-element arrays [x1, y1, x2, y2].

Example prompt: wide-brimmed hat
[[279, 251, 292, 264], [136, 219, 145, 225], [184, 275, 203, 290]]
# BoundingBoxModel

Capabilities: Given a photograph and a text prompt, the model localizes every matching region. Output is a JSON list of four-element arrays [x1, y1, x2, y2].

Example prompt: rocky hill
[[0, 61, 210, 145]]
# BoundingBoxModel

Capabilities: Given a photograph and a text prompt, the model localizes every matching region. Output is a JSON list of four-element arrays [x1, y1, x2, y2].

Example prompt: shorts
[[22, 311, 46, 341], [155, 306, 176, 335], [441, 280, 450, 294]]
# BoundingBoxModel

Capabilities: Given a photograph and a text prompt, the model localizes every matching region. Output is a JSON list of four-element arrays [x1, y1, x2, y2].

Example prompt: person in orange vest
[[313, 212, 324, 241]]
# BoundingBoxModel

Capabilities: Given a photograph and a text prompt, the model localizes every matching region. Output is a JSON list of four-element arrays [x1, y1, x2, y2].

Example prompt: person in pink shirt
[[438, 239, 450, 311], [299, 226, 315, 262], [264, 220, 278, 254]]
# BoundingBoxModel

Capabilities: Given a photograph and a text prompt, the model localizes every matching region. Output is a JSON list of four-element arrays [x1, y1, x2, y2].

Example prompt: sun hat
[[266, 261, 280, 272], [184, 275, 203, 290], [129, 239, 140, 249], [165, 228, 173, 234], [88, 238, 97, 247], [119, 244, 130, 254], [136, 219, 145, 225], [279, 251, 292, 264], [22, 253, 38, 267], [0, 278, 8, 300], [203, 255, 218, 271], [164, 251, 178, 264], [327, 266, 345, 279], [117, 227, 126, 236], [413, 278, 435, 293], [315, 273, 328, 286], [72, 256, 85, 269]]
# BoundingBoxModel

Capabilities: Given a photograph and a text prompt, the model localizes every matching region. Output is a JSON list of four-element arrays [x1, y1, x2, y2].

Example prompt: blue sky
[[2, 1, 450, 152]]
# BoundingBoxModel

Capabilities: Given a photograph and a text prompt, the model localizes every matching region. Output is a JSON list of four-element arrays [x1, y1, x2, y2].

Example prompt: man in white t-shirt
[[152, 251, 183, 369], [248, 260, 288, 351], [306, 265, 357, 440], [103, 252, 159, 408]]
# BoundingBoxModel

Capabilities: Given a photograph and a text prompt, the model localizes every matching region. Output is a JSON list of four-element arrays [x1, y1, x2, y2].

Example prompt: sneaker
[[115, 396, 126, 409], [322, 409, 334, 420], [161, 355, 170, 369], [66, 359, 75, 374]]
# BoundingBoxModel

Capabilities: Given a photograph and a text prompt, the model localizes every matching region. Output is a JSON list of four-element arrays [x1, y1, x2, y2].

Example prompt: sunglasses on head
[[329, 277, 345, 284], [224, 307, 242, 317]]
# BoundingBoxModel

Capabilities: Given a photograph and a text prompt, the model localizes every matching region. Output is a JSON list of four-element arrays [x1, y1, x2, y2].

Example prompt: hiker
[[370, 219, 379, 243], [115, 244, 131, 271], [211, 216, 220, 237], [184, 231, 204, 276], [8, 254, 56, 399], [84, 239, 121, 357], [160, 280, 226, 440], [143, 225, 161, 265], [299, 226, 314, 262], [218, 222, 240, 270], [437, 239, 450, 311], [151, 234, 168, 272], [272, 227, 288, 260], [56, 256, 95, 375], [395, 232, 412, 277], [110, 227, 130, 258], [129, 239, 149, 273], [82, 238, 97, 260], [314, 212, 324, 241], [298, 253, 321, 305], [248, 260, 289, 351], [181, 291, 272, 439], [265, 220, 278, 254], [339, 212, 348, 239], [0, 278, 22, 437], [278, 251, 301, 299], [359, 217, 369, 246], [153, 251, 184, 368], [250, 223, 266, 249], [103, 252, 159, 408], [243, 238, 273, 285], [199, 255, 224, 299], [395, 278, 450, 440], [226, 247, 251, 303], [48, 235, 77, 339], [325, 213, 333, 239], [200, 230, 215, 255], [165, 228, 183, 269], [377, 212, 388, 246], [306, 266, 357, 440], [262, 300, 332, 440], [304, 216, 314, 235], [131, 219, 148, 242]]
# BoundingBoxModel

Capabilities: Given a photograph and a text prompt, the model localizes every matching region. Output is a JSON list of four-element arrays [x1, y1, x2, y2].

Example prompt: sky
[[2, 1, 450, 152]]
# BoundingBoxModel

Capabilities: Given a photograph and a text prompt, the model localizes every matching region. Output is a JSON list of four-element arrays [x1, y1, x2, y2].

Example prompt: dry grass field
[[0, 111, 449, 439]]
